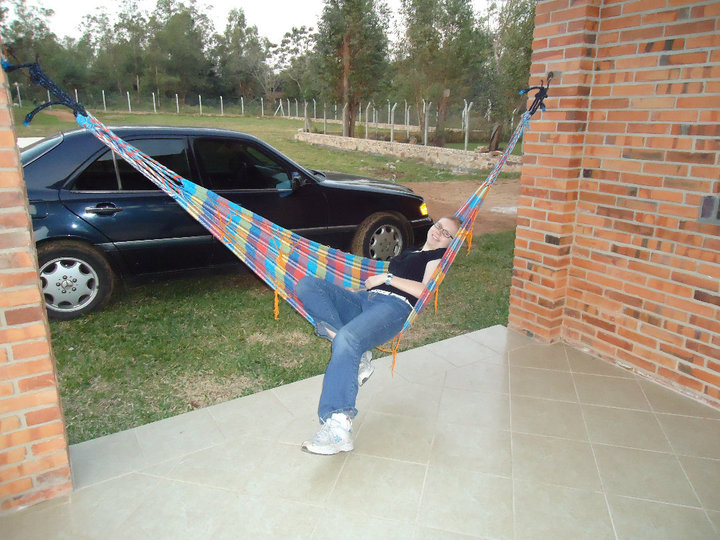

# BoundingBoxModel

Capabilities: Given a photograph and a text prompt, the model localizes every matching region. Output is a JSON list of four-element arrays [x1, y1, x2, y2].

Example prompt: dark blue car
[[22, 126, 432, 320]]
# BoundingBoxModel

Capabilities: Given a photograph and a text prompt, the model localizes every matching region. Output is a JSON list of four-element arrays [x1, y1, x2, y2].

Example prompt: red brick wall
[[0, 65, 72, 513], [510, 0, 720, 407]]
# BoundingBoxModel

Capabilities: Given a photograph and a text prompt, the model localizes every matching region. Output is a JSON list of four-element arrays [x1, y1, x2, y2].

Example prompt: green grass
[[14, 108, 518, 443]]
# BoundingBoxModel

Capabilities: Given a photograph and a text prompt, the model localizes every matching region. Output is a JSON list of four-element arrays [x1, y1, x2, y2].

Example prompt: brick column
[[509, 0, 601, 341], [0, 64, 72, 513]]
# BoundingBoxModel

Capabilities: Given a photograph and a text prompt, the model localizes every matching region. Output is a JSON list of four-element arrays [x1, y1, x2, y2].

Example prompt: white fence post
[[152, 92, 157, 113], [261, 97, 264, 116], [423, 102, 432, 146], [175, 94, 179, 114], [313, 98, 316, 119], [464, 100, 473, 151], [126, 91, 131, 112], [199, 94, 203, 115], [240, 96, 243, 115], [102, 90, 107, 111], [390, 102, 398, 142], [365, 102, 372, 139]]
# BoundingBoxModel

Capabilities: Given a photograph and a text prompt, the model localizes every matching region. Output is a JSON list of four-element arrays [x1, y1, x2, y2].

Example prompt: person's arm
[[364, 259, 441, 299]]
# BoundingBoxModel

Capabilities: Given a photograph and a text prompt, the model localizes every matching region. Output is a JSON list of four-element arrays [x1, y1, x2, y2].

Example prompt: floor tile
[[656, 414, 720, 459], [593, 445, 700, 506], [444, 361, 510, 394], [510, 366, 577, 402], [244, 442, 346, 504], [511, 395, 588, 440], [326, 454, 426, 522], [392, 347, 455, 386], [355, 411, 435, 463], [640, 380, 720, 419], [133, 407, 226, 466], [513, 480, 614, 540], [573, 373, 651, 410], [678, 456, 720, 510], [422, 334, 503, 367], [512, 432, 601, 490], [437, 387, 510, 430], [418, 466, 514, 539], [582, 404, 672, 452], [607, 495, 718, 540], [211, 493, 321, 540], [311, 510, 414, 540], [429, 422, 512, 477], [566, 348, 633, 378], [69, 429, 146, 488], [412, 526, 488, 539], [106, 477, 240, 540], [156, 435, 276, 491], [508, 343, 571, 371], [468, 324, 534, 355], [366, 377, 443, 420], [207, 388, 295, 441]]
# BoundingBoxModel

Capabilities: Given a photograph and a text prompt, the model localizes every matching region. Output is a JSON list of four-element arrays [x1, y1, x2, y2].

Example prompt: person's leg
[[317, 295, 411, 421], [295, 276, 362, 340]]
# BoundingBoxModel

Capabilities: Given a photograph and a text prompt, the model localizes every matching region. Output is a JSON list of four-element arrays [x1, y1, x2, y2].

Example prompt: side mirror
[[291, 172, 305, 191]]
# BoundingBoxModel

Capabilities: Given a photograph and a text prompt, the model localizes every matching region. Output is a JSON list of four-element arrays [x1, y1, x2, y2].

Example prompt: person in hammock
[[295, 216, 462, 455]]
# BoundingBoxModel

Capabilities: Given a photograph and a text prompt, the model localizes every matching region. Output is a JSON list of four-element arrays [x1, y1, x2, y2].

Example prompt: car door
[[58, 137, 215, 274], [192, 136, 330, 265]]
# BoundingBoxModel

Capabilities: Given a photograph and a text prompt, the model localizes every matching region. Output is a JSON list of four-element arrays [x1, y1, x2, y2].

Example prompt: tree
[[493, 0, 536, 120], [314, 0, 390, 137], [272, 26, 315, 100], [213, 8, 270, 99], [145, 0, 215, 102], [396, 0, 485, 146]]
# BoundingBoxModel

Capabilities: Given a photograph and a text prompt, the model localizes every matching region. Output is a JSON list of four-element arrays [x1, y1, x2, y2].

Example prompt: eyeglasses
[[433, 222, 454, 239]]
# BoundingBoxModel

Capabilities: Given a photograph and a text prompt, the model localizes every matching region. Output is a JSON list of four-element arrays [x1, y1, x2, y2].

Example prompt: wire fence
[[10, 82, 522, 148]]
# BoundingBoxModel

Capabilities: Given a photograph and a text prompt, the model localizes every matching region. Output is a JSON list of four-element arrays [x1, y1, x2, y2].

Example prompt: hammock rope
[[5, 59, 550, 366]]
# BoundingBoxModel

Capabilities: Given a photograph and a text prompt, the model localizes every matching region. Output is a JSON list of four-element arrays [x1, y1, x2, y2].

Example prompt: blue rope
[[2, 59, 88, 125]]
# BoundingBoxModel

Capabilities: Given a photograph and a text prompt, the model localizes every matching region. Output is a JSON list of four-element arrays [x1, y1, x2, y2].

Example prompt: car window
[[194, 138, 292, 191], [70, 138, 191, 191]]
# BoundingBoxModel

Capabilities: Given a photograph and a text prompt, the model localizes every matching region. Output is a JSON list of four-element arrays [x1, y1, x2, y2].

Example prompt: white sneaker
[[358, 350, 374, 386], [301, 413, 354, 455]]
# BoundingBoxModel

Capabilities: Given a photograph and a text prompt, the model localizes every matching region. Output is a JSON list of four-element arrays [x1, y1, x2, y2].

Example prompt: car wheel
[[37, 241, 116, 320], [351, 213, 410, 260]]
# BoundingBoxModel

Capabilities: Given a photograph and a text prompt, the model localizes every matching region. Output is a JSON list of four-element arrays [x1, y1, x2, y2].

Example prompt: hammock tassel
[[466, 226, 474, 254], [434, 289, 439, 314], [273, 290, 280, 321]]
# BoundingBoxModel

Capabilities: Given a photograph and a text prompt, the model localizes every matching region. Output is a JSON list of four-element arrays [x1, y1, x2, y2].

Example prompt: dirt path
[[411, 178, 520, 235]]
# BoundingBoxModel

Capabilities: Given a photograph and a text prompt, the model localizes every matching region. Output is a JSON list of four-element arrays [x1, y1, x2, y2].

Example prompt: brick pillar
[[509, 0, 601, 341], [0, 64, 72, 513]]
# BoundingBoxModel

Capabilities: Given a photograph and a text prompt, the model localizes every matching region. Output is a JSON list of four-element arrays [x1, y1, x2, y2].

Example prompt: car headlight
[[419, 202, 429, 216]]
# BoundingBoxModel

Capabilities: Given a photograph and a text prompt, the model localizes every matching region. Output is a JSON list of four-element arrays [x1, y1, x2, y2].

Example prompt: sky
[[30, 0, 491, 45]]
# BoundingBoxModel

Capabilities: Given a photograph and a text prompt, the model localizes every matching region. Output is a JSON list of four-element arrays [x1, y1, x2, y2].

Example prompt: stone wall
[[295, 132, 523, 173]]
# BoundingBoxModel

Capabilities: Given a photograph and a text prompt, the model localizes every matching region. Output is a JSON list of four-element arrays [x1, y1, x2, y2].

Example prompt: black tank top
[[370, 248, 446, 306]]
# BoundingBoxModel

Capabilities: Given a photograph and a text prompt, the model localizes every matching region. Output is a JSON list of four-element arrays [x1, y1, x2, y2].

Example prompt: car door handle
[[85, 204, 123, 215]]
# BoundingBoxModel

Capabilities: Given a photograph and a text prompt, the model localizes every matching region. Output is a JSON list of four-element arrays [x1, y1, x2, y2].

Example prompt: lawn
[[15, 108, 518, 444]]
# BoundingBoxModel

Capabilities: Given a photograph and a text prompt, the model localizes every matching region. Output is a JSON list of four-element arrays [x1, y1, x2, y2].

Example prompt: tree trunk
[[434, 88, 450, 147], [341, 31, 355, 137]]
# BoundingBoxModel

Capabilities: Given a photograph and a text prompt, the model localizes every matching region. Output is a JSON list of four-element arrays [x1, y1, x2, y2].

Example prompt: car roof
[[61, 125, 263, 141]]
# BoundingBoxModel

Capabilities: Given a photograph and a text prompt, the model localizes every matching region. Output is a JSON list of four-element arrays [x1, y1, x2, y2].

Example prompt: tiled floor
[[4, 325, 720, 539]]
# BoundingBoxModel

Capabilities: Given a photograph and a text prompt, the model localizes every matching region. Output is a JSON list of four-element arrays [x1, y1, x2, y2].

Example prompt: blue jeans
[[295, 276, 412, 421]]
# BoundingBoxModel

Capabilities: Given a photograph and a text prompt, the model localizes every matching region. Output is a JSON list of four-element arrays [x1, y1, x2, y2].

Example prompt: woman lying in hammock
[[296, 216, 462, 455]]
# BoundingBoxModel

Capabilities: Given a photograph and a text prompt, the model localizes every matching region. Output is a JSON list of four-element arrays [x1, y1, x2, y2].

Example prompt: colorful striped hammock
[[5, 59, 549, 363]]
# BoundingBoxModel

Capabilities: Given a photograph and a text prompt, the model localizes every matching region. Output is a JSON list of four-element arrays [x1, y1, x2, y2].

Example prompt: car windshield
[[21, 133, 63, 166]]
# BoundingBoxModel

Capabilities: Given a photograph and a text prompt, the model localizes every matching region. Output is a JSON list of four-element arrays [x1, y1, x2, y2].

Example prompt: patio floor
[[3, 325, 720, 539]]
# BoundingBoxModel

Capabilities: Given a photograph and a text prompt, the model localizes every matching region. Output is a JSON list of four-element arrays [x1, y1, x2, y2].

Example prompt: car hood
[[317, 171, 416, 195]]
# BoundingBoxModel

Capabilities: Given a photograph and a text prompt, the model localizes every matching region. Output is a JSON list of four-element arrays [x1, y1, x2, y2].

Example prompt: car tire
[[37, 241, 116, 320], [351, 212, 410, 260]]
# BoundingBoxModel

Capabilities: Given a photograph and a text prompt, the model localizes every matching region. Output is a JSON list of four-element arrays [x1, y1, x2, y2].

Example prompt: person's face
[[427, 218, 458, 249]]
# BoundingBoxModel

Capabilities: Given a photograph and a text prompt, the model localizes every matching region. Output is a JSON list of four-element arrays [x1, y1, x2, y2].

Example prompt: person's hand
[[364, 273, 389, 289]]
